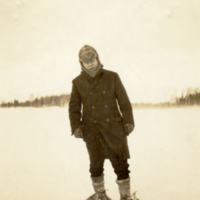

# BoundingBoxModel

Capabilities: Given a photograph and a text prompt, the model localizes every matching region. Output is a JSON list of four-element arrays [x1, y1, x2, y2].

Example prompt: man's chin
[[88, 68, 95, 71]]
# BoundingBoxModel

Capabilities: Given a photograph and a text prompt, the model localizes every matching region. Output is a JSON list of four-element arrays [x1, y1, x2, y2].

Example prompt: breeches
[[89, 155, 130, 180], [86, 138, 130, 180], [85, 127, 130, 180]]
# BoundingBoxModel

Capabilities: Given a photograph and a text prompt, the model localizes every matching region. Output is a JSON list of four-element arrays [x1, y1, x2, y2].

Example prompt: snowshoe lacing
[[96, 190, 111, 200], [121, 191, 140, 200]]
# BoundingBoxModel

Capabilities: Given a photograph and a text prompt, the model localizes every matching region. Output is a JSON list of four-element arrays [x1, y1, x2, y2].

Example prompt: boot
[[116, 178, 138, 200], [87, 175, 112, 200]]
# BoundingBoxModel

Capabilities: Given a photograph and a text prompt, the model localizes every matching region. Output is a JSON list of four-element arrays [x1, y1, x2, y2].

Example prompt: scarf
[[81, 62, 102, 78]]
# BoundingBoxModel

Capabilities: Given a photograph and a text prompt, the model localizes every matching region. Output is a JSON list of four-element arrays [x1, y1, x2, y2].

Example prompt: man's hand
[[124, 123, 134, 136], [73, 128, 83, 138]]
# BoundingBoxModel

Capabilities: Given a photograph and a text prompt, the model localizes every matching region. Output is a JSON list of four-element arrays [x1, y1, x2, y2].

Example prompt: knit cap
[[79, 45, 100, 63]]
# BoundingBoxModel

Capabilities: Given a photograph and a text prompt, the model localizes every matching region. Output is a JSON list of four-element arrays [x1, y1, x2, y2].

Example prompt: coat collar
[[81, 65, 104, 84], [78, 65, 105, 94]]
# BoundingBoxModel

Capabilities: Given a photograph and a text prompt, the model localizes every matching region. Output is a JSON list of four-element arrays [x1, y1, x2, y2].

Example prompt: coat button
[[106, 119, 109, 122], [92, 106, 95, 109]]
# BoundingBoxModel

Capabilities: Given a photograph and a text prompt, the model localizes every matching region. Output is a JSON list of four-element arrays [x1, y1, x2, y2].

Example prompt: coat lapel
[[77, 68, 105, 103], [82, 68, 104, 92]]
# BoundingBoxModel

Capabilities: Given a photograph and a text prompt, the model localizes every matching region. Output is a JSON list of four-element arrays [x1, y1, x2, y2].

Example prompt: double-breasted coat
[[68, 66, 134, 159]]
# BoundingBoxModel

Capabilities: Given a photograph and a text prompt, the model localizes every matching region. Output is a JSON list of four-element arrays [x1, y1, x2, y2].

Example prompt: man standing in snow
[[68, 45, 135, 200]]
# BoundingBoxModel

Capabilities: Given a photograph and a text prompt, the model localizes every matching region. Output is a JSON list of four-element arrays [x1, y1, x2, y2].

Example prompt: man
[[68, 45, 135, 200]]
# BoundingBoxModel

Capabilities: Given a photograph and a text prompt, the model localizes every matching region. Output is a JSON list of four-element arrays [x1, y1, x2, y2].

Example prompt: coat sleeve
[[68, 80, 82, 135], [114, 73, 135, 126]]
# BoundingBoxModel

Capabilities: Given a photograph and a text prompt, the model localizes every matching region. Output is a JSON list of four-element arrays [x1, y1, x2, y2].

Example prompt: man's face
[[82, 58, 98, 71]]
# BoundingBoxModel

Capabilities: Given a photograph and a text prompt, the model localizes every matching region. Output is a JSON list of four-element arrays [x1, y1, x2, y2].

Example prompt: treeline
[[132, 102, 172, 108], [174, 90, 200, 106], [132, 88, 200, 108], [1, 88, 200, 108], [1, 94, 70, 108]]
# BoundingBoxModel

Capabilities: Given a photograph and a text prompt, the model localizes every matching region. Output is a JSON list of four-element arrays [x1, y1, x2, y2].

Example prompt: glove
[[73, 128, 83, 138], [124, 123, 134, 136]]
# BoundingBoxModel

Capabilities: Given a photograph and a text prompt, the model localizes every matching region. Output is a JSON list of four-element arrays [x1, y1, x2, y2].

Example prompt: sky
[[0, 0, 200, 103]]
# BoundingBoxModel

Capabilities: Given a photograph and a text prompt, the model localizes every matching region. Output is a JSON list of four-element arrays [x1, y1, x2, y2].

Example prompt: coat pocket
[[110, 117, 122, 123], [114, 117, 122, 122]]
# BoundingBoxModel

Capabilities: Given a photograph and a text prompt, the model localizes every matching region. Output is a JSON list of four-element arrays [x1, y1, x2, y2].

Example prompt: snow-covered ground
[[0, 107, 200, 200]]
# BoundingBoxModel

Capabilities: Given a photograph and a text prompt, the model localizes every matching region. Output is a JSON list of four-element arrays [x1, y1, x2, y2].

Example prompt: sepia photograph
[[0, 0, 200, 200]]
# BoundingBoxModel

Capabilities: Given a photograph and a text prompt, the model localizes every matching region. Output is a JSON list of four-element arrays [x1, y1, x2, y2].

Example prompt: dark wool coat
[[68, 66, 134, 159]]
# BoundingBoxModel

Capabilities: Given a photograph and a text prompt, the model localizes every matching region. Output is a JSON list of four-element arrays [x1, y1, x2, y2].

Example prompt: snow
[[0, 107, 200, 200]]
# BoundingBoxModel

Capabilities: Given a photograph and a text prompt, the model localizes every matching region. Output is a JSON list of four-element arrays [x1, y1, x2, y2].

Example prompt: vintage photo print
[[0, 1, 200, 200]]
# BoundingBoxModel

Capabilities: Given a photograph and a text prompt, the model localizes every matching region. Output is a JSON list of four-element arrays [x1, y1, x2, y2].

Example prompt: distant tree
[[14, 100, 19, 107]]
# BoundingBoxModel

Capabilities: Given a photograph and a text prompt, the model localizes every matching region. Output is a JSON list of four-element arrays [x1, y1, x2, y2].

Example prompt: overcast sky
[[0, 0, 200, 103]]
